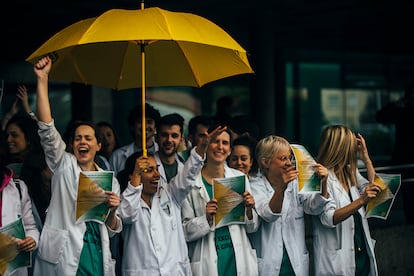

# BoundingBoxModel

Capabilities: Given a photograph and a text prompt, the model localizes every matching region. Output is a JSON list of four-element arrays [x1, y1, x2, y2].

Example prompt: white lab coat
[[119, 147, 204, 275], [312, 170, 378, 276], [1, 171, 40, 276], [33, 120, 122, 276], [248, 175, 330, 276], [181, 165, 259, 276]]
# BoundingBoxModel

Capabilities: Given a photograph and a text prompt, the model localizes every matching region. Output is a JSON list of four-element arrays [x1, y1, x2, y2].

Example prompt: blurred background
[[1, 1, 414, 273]]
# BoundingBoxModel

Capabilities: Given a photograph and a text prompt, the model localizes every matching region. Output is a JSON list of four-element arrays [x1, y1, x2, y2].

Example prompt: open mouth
[[149, 180, 159, 189], [78, 147, 89, 156]]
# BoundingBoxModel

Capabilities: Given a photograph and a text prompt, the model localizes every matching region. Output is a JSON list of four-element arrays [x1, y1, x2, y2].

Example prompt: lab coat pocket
[[300, 251, 309, 271], [323, 249, 346, 275], [257, 257, 272, 275], [177, 259, 192, 275], [291, 207, 305, 235], [37, 226, 68, 264], [160, 200, 177, 231], [293, 205, 305, 220]]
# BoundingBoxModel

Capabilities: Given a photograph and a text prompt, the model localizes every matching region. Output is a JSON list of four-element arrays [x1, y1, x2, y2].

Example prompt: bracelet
[[28, 111, 36, 118]]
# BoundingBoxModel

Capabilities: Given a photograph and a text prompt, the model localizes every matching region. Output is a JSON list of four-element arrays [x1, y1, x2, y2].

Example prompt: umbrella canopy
[[26, 7, 254, 90], [26, 6, 254, 156]]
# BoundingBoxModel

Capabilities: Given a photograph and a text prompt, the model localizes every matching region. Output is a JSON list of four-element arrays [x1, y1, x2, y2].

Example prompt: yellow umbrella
[[26, 6, 254, 156]]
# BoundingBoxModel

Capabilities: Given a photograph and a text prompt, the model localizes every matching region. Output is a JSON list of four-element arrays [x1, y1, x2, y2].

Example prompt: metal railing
[[359, 163, 414, 183]]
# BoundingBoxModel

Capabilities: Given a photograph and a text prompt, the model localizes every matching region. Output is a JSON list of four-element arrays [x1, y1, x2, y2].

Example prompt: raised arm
[[33, 56, 53, 124], [1, 97, 18, 131], [356, 133, 375, 183], [17, 85, 38, 121], [331, 135, 381, 225]]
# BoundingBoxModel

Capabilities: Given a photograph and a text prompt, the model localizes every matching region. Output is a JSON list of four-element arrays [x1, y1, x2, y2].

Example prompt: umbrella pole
[[141, 43, 147, 157], [140, 1, 146, 157]]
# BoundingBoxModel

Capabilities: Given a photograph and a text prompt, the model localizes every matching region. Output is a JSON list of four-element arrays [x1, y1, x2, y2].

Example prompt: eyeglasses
[[277, 155, 294, 163]]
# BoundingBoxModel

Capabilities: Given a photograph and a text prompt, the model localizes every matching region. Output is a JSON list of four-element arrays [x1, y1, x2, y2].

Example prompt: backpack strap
[[15, 178, 44, 231]]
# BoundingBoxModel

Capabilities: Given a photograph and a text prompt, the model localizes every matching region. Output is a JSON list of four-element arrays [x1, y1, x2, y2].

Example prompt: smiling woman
[[32, 56, 122, 276], [127, 153, 161, 205], [118, 126, 212, 275], [227, 135, 258, 178], [4, 115, 41, 178], [181, 125, 259, 276], [248, 135, 330, 276], [70, 122, 103, 170]]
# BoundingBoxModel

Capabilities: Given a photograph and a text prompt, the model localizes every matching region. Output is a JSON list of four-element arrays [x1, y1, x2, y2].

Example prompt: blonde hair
[[255, 135, 291, 174], [317, 125, 358, 187]]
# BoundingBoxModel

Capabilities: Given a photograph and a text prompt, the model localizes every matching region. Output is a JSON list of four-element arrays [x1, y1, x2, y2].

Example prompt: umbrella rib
[[70, 50, 89, 86], [175, 42, 202, 87], [115, 42, 133, 90]]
